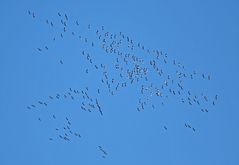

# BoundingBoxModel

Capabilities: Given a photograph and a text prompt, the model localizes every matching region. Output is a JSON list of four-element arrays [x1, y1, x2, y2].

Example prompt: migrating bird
[[208, 75, 211, 80], [76, 20, 79, 26], [98, 146, 108, 156], [65, 14, 68, 20]]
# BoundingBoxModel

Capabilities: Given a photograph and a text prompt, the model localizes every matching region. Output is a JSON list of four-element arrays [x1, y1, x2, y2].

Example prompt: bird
[[65, 14, 68, 20], [76, 20, 79, 26], [98, 146, 108, 155], [64, 137, 70, 141]]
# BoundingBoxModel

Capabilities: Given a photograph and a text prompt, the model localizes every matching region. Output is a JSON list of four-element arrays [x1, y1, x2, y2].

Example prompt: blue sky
[[0, 0, 239, 165]]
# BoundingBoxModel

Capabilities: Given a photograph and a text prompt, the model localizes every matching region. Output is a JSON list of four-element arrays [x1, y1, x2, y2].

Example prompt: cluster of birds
[[184, 123, 196, 132], [27, 87, 102, 115], [27, 87, 102, 145], [50, 116, 81, 142], [27, 10, 218, 158], [98, 146, 108, 159]]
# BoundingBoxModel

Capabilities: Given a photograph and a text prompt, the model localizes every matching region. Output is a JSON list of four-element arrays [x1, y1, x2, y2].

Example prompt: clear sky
[[0, 0, 239, 165]]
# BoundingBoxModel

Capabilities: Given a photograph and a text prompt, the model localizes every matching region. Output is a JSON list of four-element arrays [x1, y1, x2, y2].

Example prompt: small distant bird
[[208, 75, 211, 80], [65, 14, 68, 20], [76, 20, 79, 26], [64, 137, 70, 141], [213, 101, 215, 105], [68, 121, 71, 125]]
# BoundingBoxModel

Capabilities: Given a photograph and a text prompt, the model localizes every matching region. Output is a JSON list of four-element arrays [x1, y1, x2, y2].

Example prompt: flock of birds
[[27, 87, 103, 115], [26, 10, 218, 159]]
